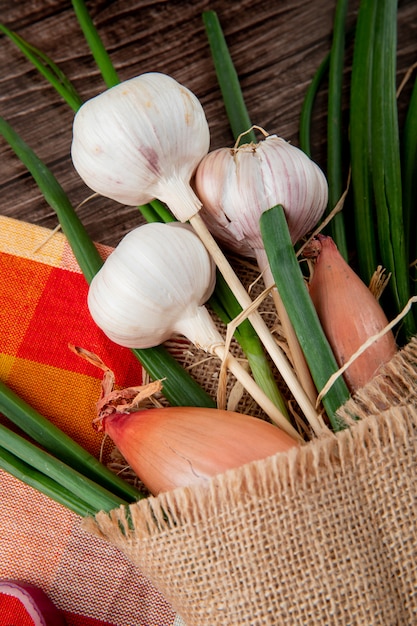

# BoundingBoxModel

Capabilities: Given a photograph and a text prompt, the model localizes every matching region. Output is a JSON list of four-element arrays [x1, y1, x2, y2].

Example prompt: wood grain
[[1, 0, 416, 247]]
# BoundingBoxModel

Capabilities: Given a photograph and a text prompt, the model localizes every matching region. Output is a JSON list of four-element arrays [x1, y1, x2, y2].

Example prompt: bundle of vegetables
[[0, 0, 415, 516]]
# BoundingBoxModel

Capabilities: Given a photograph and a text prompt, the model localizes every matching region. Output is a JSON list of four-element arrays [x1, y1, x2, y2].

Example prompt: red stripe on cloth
[[0, 253, 53, 355], [0, 594, 38, 626], [15, 265, 143, 386]]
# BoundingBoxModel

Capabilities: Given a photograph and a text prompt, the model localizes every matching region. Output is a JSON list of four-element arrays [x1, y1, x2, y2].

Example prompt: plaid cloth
[[0, 216, 182, 625]]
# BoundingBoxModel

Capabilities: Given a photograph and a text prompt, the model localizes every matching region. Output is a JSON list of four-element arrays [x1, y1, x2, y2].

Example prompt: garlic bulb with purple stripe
[[194, 132, 328, 258], [71, 73, 210, 222]]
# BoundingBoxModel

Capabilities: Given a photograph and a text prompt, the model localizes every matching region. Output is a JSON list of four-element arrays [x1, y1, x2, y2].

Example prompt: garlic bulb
[[194, 133, 328, 257], [71, 73, 210, 221], [88, 222, 218, 351], [88, 221, 300, 437], [195, 133, 327, 406]]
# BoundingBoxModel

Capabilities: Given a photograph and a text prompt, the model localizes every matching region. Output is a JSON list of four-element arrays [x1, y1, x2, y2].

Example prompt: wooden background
[[1, 0, 416, 248]]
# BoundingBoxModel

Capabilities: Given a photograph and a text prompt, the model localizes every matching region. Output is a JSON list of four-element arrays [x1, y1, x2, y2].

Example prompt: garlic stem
[[189, 213, 325, 435], [157, 176, 202, 222], [212, 343, 302, 440], [256, 248, 318, 407], [162, 305, 299, 437]]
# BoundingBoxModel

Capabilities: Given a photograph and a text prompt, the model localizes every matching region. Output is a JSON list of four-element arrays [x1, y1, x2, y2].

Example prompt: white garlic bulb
[[194, 133, 328, 256], [195, 133, 328, 408], [88, 221, 299, 435], [88, 222, 219, 351], [71, 73, 210, 221]]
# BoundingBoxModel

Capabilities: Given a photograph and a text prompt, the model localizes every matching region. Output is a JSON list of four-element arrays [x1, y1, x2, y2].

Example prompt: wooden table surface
[[1, 0, 416, 248]]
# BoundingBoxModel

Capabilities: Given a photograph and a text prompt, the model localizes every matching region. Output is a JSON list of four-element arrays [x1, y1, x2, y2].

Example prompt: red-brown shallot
[[96, 406, 299, 495], [305, 234, 397, 392]]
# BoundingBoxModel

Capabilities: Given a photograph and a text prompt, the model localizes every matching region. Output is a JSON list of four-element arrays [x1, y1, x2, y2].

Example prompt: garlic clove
[[71, 73, 210, 221]]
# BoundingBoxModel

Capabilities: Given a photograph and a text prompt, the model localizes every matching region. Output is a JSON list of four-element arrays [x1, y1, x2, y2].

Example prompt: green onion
[[0, 379, 142, 501], [349, 0, 378, 285], [202, 10, 256, 144], [260, 206, 350, 431], [369, 0, 414, 337], [71, 0, 119, 88], [148, 200, 176, 223], [402, 75, 417, 291], [0, 424, 128, 514], [325, 0, 349, 261], [0, 446, 98, 517], [0, 24, 83, 112], [299, 53, 330, 158]]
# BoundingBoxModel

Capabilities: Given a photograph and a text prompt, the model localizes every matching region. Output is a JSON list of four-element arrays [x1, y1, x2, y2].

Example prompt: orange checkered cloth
[[0, 216, 182, 626]]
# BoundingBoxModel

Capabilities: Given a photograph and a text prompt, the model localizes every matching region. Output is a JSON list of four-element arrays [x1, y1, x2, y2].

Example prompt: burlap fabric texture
[[84, 339, 417, 625]]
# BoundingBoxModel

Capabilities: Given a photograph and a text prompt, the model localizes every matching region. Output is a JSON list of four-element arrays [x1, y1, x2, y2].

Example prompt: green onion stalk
[[301, 0, 416, 339], [0, 378, 141, 502], [260, 206, 350, 432], [402, 75, 417, 291], [350, 0, 415, 337], [325, 0, 349, 261], [0, 424, 128, 516]]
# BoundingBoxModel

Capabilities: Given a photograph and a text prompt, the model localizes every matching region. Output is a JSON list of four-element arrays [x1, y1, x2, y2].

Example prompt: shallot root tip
[[69, 344, 164, 429]]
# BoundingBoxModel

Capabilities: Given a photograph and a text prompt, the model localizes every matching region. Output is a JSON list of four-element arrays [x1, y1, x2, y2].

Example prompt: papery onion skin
[[194, 135, 328, 256], [306, 235, 397, 392], [99, 407, 299, 495]]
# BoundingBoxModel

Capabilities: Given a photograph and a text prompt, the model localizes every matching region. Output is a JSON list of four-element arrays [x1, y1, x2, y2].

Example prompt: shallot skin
[[102, 407, 299, 495], [307, 235, 397, 392]]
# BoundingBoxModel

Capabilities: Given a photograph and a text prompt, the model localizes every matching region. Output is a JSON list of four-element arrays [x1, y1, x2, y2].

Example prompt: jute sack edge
[[83, 338, 417, 625]]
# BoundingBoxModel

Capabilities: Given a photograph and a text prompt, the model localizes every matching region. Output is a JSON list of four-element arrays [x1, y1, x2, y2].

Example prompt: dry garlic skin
[[195, 135, 328, 253], [71, 73, 210, 208]]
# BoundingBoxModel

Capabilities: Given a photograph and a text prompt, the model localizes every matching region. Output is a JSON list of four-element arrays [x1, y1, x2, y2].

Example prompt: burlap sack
[[84, 338, 417, 625]]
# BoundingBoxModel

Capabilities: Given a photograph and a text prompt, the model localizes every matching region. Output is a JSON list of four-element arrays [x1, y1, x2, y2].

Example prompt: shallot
[[305, 234, 397, 392], [96, 406, 299, 494]]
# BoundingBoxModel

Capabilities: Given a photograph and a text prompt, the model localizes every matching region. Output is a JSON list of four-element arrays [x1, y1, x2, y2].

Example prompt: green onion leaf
[[203, 10, 256, 144], [299, 53, 330, 158], [0, 24, 83, 112], [402, 74, 417, 295], [0, 446, 99, 517], [0, 379, 142, 502], [0, 424, 128, 514], [260, 206, 350, 431], [325, 0, 349, 260], [71, 0, 119, 88], [349, 0, 378, 284], [369, 0, 415, 337]]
